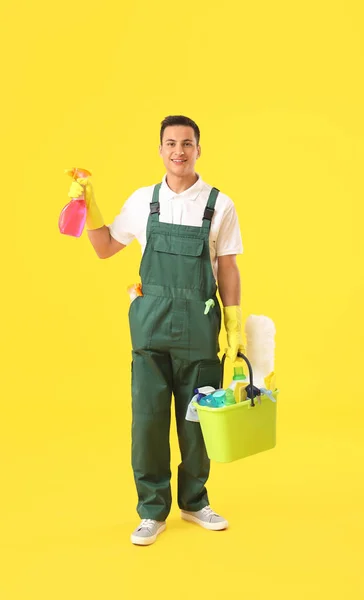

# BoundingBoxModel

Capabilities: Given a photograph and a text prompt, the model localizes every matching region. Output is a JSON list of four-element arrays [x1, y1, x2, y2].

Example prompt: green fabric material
[[129, 184, 222, 521]]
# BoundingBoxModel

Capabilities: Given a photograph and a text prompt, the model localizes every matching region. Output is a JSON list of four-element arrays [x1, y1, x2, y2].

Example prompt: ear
[[159, 145, 162, 156], [197, 145, 201, 159]]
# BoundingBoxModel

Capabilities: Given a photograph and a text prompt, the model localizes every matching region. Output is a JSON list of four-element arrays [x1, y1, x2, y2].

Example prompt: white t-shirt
[[108, 174, 243, 280]]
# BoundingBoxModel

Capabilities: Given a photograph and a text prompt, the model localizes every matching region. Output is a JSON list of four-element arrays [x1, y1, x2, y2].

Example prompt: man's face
[[159, 125, 201, 177]]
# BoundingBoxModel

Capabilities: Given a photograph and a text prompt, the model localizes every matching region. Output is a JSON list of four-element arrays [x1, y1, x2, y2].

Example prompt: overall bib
[[129, 183, 222, 521]]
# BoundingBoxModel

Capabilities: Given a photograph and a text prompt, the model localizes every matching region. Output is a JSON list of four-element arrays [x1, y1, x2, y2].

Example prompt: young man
[[69, 115, 245, 545]]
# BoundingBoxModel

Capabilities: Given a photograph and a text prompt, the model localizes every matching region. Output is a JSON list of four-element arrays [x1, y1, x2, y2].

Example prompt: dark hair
[[160, 115, 200, 145]]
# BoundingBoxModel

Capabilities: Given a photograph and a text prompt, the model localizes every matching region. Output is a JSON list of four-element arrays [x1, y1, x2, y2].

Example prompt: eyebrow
[[164, 138, 194, 142]]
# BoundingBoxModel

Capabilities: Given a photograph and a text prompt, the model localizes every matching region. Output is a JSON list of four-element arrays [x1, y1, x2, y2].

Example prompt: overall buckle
[[203, 207, 215, 221], [150, 202, 160, 215]]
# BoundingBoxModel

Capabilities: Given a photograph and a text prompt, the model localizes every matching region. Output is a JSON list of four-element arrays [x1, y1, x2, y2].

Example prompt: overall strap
[[202, 187, 219, 230], [146, 183, 162, 237], [149, 183, 162, 221]]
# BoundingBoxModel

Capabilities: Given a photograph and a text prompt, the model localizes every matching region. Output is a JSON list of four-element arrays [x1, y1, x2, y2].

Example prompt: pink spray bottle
[[58, 167, 92, 237]]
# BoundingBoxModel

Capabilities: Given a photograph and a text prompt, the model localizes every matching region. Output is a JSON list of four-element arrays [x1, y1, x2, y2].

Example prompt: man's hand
[[68, 177, 104, 230], [223, 305, 245, 362], [217, 255, 245, 362]]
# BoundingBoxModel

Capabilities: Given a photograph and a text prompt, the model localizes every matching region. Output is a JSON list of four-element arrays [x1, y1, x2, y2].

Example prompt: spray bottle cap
[[233, 366, 246, 381], [65, 167, 92, 179]]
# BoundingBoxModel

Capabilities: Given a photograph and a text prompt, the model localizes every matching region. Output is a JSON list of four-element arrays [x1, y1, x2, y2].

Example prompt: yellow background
[[1, 0, 363, 598]]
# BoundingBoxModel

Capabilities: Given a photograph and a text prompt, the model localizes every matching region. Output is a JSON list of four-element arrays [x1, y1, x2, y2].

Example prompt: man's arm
[[69, 178, 126, 259], [217, 254, 241, 306], [87, 226, 125, 259], [217, 254, 245, 362]]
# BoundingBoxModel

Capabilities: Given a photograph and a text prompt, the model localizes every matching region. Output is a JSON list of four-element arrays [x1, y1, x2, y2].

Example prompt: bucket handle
[[221, 351, 256, 407]]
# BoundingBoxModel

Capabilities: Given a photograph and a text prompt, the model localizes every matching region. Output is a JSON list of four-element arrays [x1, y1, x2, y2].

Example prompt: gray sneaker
[[131, 519, 166, 546], [181, 505, 228, 531]]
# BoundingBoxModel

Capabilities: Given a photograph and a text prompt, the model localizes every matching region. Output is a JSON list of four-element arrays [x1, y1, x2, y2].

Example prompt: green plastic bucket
[[194, 353, 278, 463]]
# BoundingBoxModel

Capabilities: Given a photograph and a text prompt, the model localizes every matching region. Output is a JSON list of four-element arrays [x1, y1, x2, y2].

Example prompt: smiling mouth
[[171, 159, 187, 163]]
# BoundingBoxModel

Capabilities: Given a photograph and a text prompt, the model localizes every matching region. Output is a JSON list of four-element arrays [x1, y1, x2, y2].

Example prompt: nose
[[175, 145, 185, 155]]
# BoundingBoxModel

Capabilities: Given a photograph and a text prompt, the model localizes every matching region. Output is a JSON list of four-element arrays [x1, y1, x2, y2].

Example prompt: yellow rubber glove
[[67, 177, 105, 230], [223, 306, 245, 362]]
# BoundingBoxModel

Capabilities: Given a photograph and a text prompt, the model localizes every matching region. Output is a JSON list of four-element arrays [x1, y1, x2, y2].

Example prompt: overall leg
[[172, 357, 222, 512], [132, 349, 173, 521]]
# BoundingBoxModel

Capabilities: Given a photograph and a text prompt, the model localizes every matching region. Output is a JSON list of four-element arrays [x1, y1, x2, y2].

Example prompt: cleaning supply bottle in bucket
[[198, 395, 216, 408], [198, 390, 225, 408], [59, 167, 92, 237], [224, 388, 236, 405], [230, 365, 249, 403]]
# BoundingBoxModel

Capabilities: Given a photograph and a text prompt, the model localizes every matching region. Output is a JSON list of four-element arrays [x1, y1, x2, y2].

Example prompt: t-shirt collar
[[161, 173, 203, 201]]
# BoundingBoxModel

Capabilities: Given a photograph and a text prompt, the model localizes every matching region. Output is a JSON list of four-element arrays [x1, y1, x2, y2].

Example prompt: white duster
[[245, 315, 276, 389]]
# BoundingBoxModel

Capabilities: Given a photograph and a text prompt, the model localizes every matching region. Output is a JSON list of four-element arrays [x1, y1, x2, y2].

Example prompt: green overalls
[[129, 183, 222, 522]]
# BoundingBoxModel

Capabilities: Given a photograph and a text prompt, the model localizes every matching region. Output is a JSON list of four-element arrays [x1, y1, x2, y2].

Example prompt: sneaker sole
[[181, 511, 229, 531], [131, 523, 166, 546]]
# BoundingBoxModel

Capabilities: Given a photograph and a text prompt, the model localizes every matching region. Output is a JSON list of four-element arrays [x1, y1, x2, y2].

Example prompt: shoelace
[[138, 519, 157, 531], [201, 506, 218, 521]]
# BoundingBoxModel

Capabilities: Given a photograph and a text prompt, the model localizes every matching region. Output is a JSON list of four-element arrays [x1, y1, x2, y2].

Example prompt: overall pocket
[[143, 234, 204, 290]]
